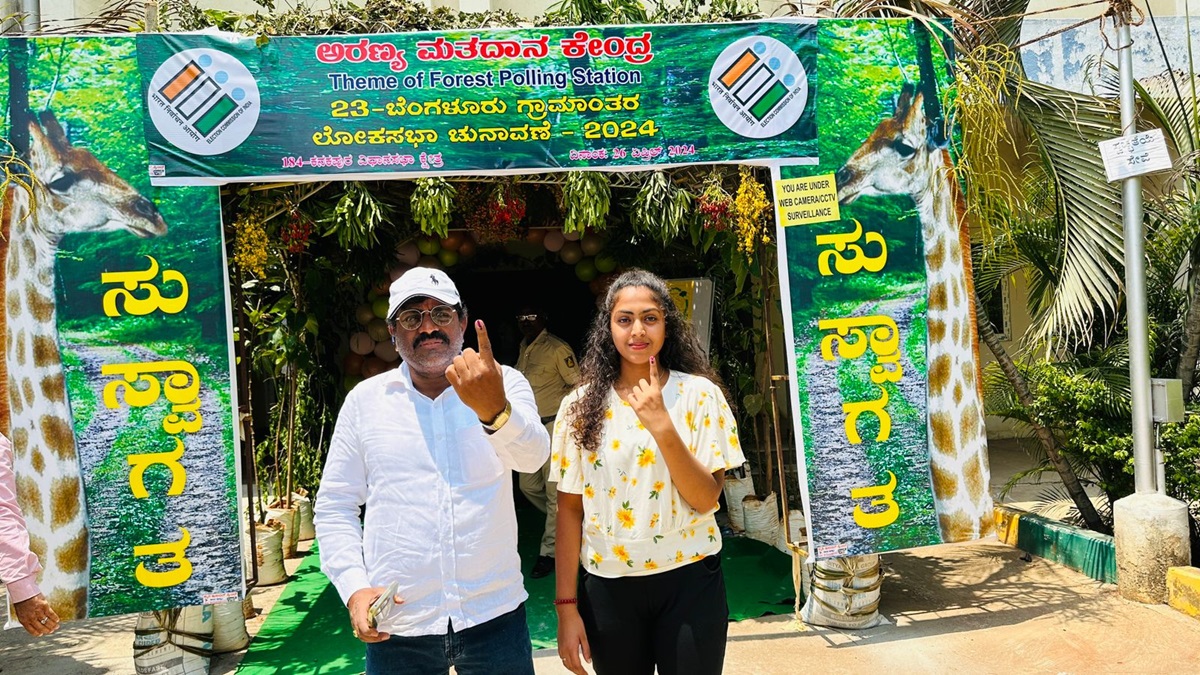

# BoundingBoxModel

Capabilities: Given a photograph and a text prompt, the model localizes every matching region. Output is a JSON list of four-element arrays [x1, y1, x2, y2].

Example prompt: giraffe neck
[[5, 184, 90, 619], [913, 149, 994, 541]]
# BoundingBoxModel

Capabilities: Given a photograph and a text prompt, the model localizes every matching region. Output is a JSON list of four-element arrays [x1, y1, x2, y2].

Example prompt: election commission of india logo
[[708, 36, 808, 139], [147, 48, 260, 156]]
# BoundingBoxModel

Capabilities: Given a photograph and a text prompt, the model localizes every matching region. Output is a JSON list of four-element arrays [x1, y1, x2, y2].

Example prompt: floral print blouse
[[552, 371, 746, 578]]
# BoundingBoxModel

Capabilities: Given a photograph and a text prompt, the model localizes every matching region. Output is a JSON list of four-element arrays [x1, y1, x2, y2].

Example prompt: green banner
[[135, 21, 818, 185], [1, 36, 240, 620], [773, 20, 993, 559]]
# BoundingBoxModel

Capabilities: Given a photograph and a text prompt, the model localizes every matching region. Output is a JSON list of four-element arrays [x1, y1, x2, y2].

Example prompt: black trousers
[[578, 555, 729, 675]]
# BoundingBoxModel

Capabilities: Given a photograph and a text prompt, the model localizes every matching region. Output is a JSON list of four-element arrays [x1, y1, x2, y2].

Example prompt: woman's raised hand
[[627, 356, 668, 431]]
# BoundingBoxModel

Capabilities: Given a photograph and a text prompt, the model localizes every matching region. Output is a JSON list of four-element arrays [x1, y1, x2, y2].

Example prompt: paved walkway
[[3, 439, 1196, 674], [536, 540, 1200, 674]]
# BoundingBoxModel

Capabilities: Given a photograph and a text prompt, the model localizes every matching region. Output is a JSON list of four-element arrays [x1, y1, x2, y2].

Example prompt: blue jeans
[[365, 604, 534, 675]]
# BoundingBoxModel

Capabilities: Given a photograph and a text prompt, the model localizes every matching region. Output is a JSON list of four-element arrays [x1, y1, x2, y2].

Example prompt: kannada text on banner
[[136, 21, 819, 185], [773, 19, 993, 559], [1, 36, 241, 621], [775, 162, 940, 559]]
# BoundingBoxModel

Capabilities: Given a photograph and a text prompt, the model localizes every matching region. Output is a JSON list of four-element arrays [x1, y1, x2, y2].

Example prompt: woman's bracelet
[[553, 598, 578, 606]]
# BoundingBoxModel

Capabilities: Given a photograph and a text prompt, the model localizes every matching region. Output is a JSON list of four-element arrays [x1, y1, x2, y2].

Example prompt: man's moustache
[[413, 332, 450, 349]]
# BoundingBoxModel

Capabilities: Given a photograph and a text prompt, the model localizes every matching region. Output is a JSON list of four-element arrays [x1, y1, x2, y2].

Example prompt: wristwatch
[[481, 401, 512, 433]]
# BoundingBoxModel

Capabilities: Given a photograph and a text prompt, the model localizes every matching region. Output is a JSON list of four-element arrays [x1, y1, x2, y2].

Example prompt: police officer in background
[[514, 304, 579, 579]]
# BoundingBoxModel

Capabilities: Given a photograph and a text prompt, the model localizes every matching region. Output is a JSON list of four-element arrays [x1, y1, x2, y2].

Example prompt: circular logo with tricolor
[[708, 37, 808, 139], [146, 49, 260, 156]]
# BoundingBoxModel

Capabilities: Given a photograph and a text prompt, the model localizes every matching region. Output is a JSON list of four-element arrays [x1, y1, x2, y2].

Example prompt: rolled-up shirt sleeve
[[313, 393, 372, 606], [485, 366, 551, 473], [1, 434, 43, 604]]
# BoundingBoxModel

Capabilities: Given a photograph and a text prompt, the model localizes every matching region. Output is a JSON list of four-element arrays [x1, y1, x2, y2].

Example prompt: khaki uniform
[[515, 330, 579, 556]]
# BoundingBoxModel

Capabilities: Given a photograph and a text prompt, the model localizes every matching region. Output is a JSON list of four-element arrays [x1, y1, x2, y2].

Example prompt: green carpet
[[236, 505, 794, 674]]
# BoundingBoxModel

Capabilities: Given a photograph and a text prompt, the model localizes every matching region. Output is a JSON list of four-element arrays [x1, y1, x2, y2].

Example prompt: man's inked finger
[[476, 320, 494, 361]]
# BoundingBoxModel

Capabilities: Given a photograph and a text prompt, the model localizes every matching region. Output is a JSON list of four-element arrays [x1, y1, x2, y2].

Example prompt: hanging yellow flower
[[232, 212, 270, 279], [733, 166, 771, 261]]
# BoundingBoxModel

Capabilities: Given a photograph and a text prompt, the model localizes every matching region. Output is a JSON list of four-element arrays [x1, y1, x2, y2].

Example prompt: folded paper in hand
[[368, 580, 400, 628]]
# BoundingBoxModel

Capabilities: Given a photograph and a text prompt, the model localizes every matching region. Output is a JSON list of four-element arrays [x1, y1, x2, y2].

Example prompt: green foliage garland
[[410, 177, 456, 238], [562, 171, 611, 234]]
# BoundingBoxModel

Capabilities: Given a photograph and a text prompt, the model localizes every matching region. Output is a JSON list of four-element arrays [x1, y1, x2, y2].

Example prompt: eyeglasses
[[516, 314, 540, 322], [394, 305, 457, 331]]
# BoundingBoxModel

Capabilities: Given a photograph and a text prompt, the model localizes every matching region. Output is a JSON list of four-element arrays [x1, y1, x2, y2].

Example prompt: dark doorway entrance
[[456, 265, 598, 367]]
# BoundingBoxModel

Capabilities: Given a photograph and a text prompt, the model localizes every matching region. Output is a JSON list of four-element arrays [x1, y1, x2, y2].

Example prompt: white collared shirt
[[314, 363, 550, 637]]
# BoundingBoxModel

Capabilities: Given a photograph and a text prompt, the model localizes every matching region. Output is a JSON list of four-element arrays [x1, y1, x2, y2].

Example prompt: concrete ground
[[539, 540, 1200, 674], [3, 439, 1195, 674]]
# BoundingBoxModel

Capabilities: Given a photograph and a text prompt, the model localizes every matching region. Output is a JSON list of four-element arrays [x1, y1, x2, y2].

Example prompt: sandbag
[[265, 505, 298, 558], [211, 599, 250, 654], [722, 471, 755, 533], [242, 595, 256, 620], [255, 522, 288, 586], [775, 509, 807, 554], [132, 606, 213, 674], [292, 492, 316, 541], [799, 554, 885, 629], [742, 492, 780, 546]]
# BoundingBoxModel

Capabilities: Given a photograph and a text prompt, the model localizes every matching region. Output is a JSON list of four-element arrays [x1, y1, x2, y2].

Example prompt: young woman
[[552, 269, 745, 675]]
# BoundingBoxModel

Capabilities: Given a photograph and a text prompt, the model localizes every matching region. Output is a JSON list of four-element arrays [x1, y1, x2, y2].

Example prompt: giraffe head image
[[835, 83, 937, 205], [3, 109, 171, 623], [26, 110, 167, 241], [827, 80, 994, 542]]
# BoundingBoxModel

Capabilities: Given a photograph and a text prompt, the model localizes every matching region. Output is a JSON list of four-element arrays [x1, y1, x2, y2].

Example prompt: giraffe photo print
[[773, 19, 994, 559], [1, 36, 242, 623]]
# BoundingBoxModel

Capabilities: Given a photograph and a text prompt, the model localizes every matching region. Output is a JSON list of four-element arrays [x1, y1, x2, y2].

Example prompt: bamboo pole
[[285, 371, 298, 508], [761, 252, 792, 541]]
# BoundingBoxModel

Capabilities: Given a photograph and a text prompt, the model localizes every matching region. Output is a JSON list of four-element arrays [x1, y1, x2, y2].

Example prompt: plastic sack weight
[[255, 522, 288, 586], [132, 606, 213, 674], [723, 471, 755, 532], [265, 504, 299, 558], [799, 554, 885, 629], [742, 492, 780, 546]]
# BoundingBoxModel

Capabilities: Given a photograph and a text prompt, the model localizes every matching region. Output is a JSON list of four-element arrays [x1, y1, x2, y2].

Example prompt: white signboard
[[1098, 128, 1173, 182]]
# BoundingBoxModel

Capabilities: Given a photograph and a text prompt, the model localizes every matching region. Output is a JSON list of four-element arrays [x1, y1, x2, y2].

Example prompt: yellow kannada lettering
[[101, 256, 189, 317], [133, 527, 193, 588], [163, 401, 203, 436], [128, 437, 186, 498], [843, 385, 891, 444], [101, 360, 200, 410], [818, 315, 899, 361], [850, 471, 900, 528], [816, 219, 888, 276]]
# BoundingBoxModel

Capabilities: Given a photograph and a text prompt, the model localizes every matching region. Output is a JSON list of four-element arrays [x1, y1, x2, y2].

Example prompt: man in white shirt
[[514, 305, 578, 579], [315, 268, 550, 675]]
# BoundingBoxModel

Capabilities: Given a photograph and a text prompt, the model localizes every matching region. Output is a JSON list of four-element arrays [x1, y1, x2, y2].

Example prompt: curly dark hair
[[569, 268, 725, 455]]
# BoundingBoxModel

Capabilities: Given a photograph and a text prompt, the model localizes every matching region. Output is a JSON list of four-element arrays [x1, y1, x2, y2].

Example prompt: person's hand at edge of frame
[[12, 593, 60, 637]]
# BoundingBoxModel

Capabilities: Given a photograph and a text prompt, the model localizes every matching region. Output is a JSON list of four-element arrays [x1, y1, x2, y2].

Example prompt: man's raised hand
[[446, 319, 507, 422]]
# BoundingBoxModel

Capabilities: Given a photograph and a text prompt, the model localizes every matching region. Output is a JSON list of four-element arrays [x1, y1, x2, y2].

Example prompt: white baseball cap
[[387, 268, 461, 321]]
